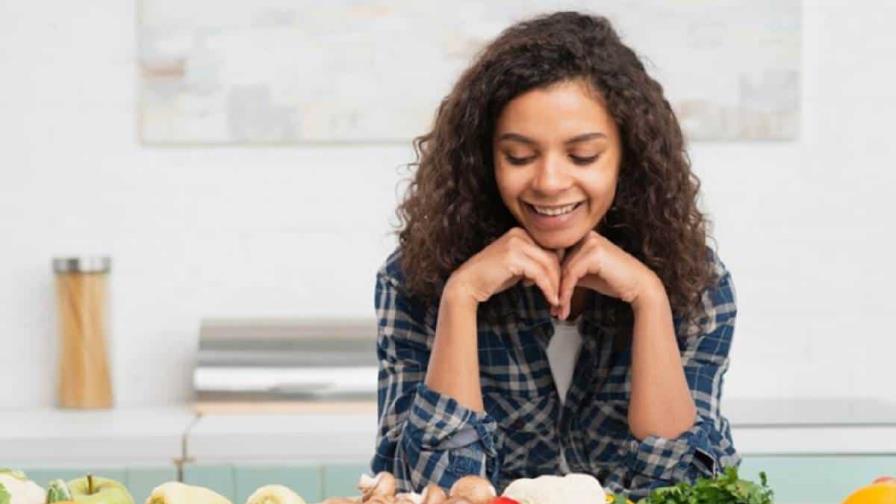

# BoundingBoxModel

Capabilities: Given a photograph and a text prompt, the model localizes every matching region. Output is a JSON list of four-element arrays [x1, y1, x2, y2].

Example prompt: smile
[[523, 201, 585, 232], [527, 201, 583, 216]]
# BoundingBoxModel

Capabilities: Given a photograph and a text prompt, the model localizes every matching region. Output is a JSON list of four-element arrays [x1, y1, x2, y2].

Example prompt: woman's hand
[[557, 230, 661, 319], [446, 227, 562, 309]]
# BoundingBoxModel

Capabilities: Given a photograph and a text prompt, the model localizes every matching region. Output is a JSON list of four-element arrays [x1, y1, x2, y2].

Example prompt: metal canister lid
[[52, 256, 112, 274]]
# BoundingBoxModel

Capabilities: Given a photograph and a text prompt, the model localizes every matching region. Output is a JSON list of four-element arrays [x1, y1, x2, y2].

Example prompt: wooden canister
[[53, 257, 113, 409]]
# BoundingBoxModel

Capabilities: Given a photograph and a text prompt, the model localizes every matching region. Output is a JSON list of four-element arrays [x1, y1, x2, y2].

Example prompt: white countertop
[[2, 398, 894, 465], [0, 406, 195, 466], [722, 397, 896, 427], [186, 412, 378, 463]]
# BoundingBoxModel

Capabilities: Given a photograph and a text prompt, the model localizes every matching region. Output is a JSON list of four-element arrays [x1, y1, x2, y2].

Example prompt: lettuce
[[638, 468, 774, 504]]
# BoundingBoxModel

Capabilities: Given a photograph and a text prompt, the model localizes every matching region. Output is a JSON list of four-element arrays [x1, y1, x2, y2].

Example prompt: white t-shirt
[[545, 316, 584, 472], [545, 317, 584, 405]]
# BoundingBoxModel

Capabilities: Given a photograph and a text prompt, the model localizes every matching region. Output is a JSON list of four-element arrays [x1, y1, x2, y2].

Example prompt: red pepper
[[490, 497, 521, 504]]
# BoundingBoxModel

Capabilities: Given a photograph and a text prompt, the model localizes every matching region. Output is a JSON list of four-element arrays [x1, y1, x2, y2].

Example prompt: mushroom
[[358, 472, 398, 501], [394, 492, 423, 504], [420, 484, 448, 504], [448, 476, 496, 504]]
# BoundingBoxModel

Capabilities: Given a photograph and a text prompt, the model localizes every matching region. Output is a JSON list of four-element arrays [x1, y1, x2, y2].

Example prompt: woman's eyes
[[505, 155, 534, 165], [504, 154, 599, 166], [570, 155, 600, 165]]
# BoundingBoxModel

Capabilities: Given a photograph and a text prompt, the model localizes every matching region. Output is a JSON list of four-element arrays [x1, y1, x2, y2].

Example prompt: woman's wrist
[[630, 272, 667, 314], [442, 273, 481, 311]]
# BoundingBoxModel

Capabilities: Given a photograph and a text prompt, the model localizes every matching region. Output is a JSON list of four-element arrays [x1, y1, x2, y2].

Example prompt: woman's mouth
[[524, 201, 585, 230]]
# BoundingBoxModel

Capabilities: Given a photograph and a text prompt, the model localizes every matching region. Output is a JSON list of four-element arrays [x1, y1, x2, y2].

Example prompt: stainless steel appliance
[[193, 318, 378, 412]]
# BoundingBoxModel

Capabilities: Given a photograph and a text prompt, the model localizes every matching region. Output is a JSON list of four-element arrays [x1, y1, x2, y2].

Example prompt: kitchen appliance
[[193, 318, 379, 413]]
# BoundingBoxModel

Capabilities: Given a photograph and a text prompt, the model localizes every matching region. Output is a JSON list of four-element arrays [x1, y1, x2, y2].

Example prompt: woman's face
[[493, 79, 622, 251]]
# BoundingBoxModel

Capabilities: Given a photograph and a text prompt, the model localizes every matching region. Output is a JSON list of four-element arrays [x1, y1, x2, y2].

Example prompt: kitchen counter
[[2, 399, 894, 504], [0, 406, 195, 466], [187, 412, 377, 463], [2, 398, 894, 465]]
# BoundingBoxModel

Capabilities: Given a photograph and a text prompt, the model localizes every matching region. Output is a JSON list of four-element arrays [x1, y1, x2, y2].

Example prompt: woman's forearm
[[628, 276, 697, 440], [424, 280, 485, 412]]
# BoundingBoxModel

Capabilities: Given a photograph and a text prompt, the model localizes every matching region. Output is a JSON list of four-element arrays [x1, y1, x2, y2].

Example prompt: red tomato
[[491, 498, 521, 504]]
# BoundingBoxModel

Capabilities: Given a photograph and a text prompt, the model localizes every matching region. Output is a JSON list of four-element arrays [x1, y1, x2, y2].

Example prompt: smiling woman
[[370, 11, 739, 501], [493, 79, 622, 251]]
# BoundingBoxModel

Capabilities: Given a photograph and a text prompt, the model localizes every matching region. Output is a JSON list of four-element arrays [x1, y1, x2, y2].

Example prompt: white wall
[[1, 0, 894, 409]]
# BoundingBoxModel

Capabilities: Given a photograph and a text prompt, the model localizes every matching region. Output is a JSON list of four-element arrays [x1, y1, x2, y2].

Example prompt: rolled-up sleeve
[[370, 259, 499, 492], [616, 250, 741, 495]]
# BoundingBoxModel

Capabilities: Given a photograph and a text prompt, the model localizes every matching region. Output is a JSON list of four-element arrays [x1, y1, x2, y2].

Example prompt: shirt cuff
[[403, 382, 499, 476], [621, 421, 719, 482]]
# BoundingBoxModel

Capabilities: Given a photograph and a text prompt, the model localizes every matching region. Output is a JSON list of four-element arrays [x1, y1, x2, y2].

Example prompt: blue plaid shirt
[[370, 247, 740, 500]]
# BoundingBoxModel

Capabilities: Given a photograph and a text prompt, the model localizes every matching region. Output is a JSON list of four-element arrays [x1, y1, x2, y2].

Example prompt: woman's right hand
[[445, 227, 562, 312]]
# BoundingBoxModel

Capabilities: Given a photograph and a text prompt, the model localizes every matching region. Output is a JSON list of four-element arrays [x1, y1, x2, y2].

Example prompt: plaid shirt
[[370, 247, 740, 500]]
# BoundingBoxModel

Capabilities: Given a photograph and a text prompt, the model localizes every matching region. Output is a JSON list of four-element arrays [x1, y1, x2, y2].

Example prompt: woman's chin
[[527, 227, 588, 251]]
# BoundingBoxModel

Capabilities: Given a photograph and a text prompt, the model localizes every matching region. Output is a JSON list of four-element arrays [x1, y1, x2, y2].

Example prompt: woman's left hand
[[557, 230, 662, 319]]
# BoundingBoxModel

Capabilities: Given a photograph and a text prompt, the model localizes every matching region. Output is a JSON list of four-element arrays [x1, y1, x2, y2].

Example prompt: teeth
[[532, 203, 578, 216]]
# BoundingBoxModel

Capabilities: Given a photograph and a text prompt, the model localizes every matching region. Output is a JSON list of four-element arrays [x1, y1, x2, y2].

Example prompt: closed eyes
[[505, 154, 600, 166]]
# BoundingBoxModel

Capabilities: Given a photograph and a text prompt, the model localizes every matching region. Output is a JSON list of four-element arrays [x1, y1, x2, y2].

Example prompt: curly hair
[[395, 11, 717, 329]]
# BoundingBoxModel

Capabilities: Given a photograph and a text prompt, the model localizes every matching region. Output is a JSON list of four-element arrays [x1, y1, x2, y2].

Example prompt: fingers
[[507, 227, 585, 315], [515, 252, 559, 306], [520, 243, 562, 308], [506, 229, 561, 307], [558, 240, 594, 319]]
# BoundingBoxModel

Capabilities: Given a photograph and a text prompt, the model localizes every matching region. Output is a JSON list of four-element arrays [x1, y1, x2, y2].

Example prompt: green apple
[[67, 475, 134, 504]]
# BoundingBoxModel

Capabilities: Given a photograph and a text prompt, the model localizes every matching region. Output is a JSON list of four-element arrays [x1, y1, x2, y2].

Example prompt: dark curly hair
[[395, 11, 717, 329]]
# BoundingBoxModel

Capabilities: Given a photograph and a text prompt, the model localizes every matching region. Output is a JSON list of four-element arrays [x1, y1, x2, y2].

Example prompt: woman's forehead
[[494, 81, 618, 144]]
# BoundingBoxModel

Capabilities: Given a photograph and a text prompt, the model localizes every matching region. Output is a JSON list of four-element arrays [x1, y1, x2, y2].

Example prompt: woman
[[371, 11, 739, 499]]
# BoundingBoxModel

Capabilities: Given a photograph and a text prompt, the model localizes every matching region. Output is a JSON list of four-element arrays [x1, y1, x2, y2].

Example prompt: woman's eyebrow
[[565, 132, 607, 144], [497, 132, 607, 145]]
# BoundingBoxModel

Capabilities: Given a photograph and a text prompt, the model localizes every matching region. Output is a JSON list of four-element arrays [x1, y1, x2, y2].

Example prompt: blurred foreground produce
[[245, 485, 307, 504], [45, 479, 74, 502], [145, 482, 231, 504], [12, 466, 896, 504], [68, 475, 134, 504], [842, 477, 896, 504], [0, 469, 46, 504], [636, 468, 773, 504], [502, 473, 605, 504]]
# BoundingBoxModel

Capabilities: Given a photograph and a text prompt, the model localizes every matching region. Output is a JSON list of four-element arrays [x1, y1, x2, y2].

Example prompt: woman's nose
[[531, 154, 571, 195]]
